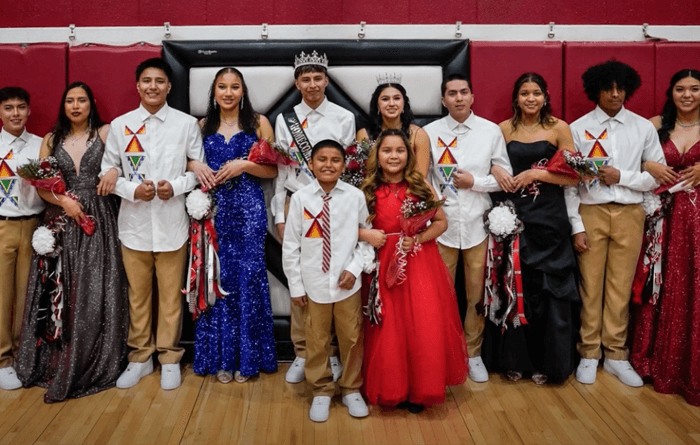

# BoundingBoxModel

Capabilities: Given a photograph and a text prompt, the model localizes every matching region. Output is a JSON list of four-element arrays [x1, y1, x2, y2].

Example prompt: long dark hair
[[201, 67, 258, 138], [361, 129, 435, 224], [509, 72, 555, 129], [658, 69, 700, 143], [50, 81, 104, 154], [366, 83, 414, 140]]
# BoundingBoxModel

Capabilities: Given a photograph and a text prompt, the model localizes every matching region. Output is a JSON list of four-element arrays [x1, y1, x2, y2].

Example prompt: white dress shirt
[[0, 128, 44, 217], [273, 97, 356, 224], [100, 104, 204, 252], [282, 179, 372, 304], [564, 105, 666, 234], [424, 112, 512, 249]]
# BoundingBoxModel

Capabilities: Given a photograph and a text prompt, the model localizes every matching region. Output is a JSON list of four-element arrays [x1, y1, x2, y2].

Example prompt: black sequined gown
[[482, 141, 580, 383], [17, 137, 129, 403]]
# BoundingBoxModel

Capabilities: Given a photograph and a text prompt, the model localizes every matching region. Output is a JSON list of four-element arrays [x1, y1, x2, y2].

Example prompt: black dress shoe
[[407, 402, 425, 414]]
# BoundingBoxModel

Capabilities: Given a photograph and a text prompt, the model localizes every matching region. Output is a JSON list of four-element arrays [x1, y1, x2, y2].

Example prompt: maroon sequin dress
[[362, 181, 468, 407], [631, 139, 700, 406]]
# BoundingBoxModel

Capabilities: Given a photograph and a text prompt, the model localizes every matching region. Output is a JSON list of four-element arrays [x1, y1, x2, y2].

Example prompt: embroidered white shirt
[[424, 112, 511, 249], [282, 179, 372, 304], [0, 128, 44, 217], [100, 104, 204, 252], [273, 97, 356, 224], [564, 105, 666, 234]]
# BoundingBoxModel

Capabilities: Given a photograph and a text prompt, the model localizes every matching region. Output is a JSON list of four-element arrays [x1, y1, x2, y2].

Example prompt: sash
[[283, 111, 313, 165]]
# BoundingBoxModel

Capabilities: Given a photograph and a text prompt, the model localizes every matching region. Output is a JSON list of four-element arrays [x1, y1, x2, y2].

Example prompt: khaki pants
[[577, 203, 645, 360], [305, 291, 363, 397], [438, 238, 488, 357], [0, 218, 37, 368], [121, 243, 188, 365]]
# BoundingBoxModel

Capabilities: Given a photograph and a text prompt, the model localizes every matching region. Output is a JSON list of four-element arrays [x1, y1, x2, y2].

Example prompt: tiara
[[294, 51, 329, 69], [376, 72, 402, 85]]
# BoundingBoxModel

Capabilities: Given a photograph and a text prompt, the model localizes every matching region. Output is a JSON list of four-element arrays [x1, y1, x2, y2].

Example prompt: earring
[[240, 98, 244, 110], [543, 100, 548, 107]]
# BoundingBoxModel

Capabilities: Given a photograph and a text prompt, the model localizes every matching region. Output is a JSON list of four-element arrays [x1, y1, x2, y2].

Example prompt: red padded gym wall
[[563, 42, 655, 123], [0, 44, 68, 136], [68, 43, 162, 124], [654, 43, 700, 116], [1, 0, 699, 26], [469, 41, 563, 125]]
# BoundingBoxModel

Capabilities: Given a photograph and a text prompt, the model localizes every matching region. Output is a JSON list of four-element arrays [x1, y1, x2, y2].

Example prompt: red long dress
[[631, 139, 700, 406], [362, 181, 468, 406]]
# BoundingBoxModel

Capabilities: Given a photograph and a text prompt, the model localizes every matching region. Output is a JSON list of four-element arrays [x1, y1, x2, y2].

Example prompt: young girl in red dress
[[359, 129, 468, 413]]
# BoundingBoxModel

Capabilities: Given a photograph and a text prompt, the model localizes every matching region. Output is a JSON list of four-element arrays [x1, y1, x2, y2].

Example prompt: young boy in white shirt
[[274, 51, 356, 384], [0, 87, 44, 390], [282, 139, 371, 423]]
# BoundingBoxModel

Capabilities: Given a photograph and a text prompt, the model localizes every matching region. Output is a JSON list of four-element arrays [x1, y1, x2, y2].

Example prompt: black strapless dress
[[482, 140, 580, 383]]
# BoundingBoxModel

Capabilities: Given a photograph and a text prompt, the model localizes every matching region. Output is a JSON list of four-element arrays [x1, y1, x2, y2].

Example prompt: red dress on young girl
[[362, 181, 468, 406], [631, 139, 700, 406]]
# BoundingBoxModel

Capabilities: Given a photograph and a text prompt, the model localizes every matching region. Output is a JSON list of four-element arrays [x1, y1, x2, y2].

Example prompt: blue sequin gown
[[193, 131, 277, 377]]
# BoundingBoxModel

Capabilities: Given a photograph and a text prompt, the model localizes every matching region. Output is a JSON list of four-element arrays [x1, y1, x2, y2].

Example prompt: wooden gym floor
[[1, 363, 699, 445]]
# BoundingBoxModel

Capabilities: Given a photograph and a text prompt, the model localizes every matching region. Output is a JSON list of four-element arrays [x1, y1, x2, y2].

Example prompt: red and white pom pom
[[186, 189, 212, 220], [32, 226, 56, 255]]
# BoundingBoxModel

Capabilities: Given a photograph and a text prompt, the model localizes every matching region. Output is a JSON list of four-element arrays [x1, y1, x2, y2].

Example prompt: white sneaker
[[0, 366, 22, 390], [285, 357, 306, 383], [342, 393, 369, 418], [468, 356, 489, 382], [161, 364, 181, 390], [329, 356, 343, 382], [309, 395, 332, 422], [604, 359, 643, 387], [116, 359, 153, 389], [576, 358, 599, 385]]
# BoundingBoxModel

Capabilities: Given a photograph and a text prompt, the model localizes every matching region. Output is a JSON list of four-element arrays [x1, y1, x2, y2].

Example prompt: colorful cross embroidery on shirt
[[124, 125, 146, 182], [291, 141, 313, 179], [585, 129, 609, 158], [301, 118, 308, 129], [436, 137, 458, 194], [304, 207, 324, 238], [0, 151, 19, 208]]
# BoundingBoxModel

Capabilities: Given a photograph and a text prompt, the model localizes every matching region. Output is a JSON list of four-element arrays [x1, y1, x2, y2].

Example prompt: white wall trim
[[1, 24, 699, 46]]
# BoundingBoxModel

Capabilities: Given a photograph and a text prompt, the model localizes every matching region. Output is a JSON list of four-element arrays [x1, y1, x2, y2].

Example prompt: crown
[[294, 51, 329, 69], [376, 72, 402, 85]]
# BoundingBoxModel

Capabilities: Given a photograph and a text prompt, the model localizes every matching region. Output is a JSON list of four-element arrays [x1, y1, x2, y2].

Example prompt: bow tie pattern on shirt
[[585, 129, 610, 157], [303, 207, 324, 238], [0, 150, 19, 208], [124, 125, 147, 183], [436, 137, 459, 195]]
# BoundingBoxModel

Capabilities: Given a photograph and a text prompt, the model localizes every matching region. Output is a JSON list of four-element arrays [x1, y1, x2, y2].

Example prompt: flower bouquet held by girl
[[17, 157, 95, 235]]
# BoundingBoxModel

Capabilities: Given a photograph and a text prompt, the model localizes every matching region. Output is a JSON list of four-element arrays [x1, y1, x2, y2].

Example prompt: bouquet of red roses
[[385, 195, 444, 288], [341, 139, 373, 188], [247, 139, 297, 166], [17, 157, 95, 235]]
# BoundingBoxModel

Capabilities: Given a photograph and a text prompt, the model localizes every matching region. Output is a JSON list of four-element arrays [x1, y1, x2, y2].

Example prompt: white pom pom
[[642, 191, 661, 217], [186, 189, 212, 220], [488, 205, 518, 237], [32, 226, 56, 255]]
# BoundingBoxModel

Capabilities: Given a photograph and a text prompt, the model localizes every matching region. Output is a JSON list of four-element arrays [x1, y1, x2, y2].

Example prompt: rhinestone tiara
[[294, 51, 329, 69], [376, 72, 402, 85]]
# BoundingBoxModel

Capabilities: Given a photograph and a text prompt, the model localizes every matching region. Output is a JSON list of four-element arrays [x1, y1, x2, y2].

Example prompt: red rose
[[40, 160, 52, 171], [345, 145, 357, 156], [347, 160, 361, 170]]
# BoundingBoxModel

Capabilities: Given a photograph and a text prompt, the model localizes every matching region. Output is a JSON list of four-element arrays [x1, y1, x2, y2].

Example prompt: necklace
[[221, 119, 239, 127], [520, 121, 540, 133], [676, 119, 700, 128], [66, 130, 89, 144]]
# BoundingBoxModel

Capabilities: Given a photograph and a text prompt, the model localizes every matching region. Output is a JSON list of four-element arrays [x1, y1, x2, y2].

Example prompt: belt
[[0, 214, 38, 221]]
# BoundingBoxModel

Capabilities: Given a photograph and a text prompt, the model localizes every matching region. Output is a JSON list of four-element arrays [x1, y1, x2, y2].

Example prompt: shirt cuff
[[618, 169, 632, 188], [288, 282, 306, 299], [571, 221, 586, 235]]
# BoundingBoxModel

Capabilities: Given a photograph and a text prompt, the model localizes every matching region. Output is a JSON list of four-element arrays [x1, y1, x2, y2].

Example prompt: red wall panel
[[654, 43, 700, 117], [68, 43, 162, 124], [1, 0, 699, 27], [469, 41, 563, 125], [0, 44, 67, 136], [563, 42, 655, 123]]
